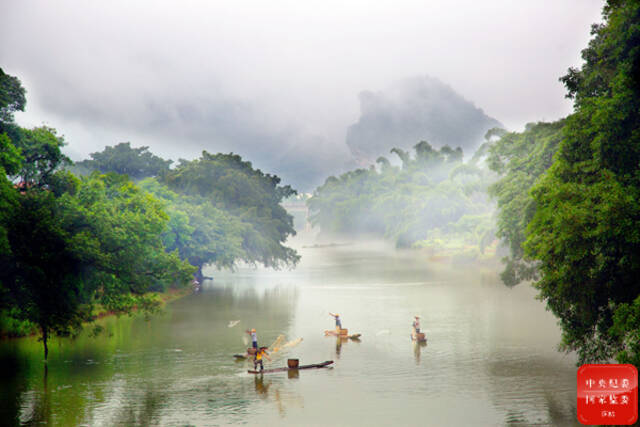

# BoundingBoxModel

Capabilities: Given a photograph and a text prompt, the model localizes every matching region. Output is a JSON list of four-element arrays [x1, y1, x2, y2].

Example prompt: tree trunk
[[41, 325, 48, 361], [194, 264, 204, 283]]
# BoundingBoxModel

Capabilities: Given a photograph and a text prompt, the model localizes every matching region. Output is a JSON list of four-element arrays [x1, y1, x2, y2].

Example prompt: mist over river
[[0, 243, 580, 426]]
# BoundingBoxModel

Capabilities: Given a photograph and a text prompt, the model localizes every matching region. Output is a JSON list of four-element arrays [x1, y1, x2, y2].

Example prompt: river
[[0, 242, 580, 426]]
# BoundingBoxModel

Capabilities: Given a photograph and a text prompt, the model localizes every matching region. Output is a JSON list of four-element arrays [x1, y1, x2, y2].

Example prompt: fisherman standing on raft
[[253, 347, 271, 372], [329, 313, 342, 331], [246, 328, 258, 349], [412, 315, 421, 334]]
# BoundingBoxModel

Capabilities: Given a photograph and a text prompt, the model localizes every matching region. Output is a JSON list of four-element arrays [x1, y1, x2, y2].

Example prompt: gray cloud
[[346, 76, 502, 164], [0, 0, 603, 190]]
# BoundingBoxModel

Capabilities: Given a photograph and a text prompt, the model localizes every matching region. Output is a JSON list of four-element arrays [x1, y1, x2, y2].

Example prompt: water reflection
[[0, 245, 584, 426], [254, 376, 270, 397], [20, 367, 51, 427], [330, 335, 362, 358], [110, 387, 168, 426], [412, 341, 427, 364], [0, 279, 298, 426], [252, 371, 304, 419], [0, 350, 28, 427]]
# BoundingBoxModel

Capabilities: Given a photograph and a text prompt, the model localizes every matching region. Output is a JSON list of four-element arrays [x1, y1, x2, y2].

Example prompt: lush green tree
[[0, 68, 26, 124], [0, 172, 195, 359], [609, 295, 640, 366], [524, 1, 640, 364], [0, 68, 25, 270], [308, 141, 496, 252], [162, 152, 299, 269], [0, 70, 196, 357], [0, 69, 27, 152], [0, 133, 21, 255], [74, 142, 172, 179], [10, 126, 71, 188], [74, 146, 299, 281], [0, 190, 88, 360], [139, 178, 247, 281], [0, 70, 69, 189], [486, 120, 565, 286], [0, 132, 22, 176]]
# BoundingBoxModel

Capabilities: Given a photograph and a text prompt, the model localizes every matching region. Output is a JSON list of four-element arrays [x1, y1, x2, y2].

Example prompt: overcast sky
[[0, 0, 603, 189]]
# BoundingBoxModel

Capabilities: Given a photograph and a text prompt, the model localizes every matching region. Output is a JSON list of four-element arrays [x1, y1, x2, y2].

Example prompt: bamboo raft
[[247, 360, 334, 374], [324, 329, 361, 340], [411, 332, 427, 343]]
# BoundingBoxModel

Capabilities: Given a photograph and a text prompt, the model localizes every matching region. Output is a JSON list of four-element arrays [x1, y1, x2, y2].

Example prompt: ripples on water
[[0, 245, 581, 426]]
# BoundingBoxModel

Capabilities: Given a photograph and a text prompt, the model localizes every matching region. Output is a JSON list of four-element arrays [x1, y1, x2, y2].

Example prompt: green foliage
[[10, 126, 71, 188], [610, 296, 640, 366], [0, 132, 23, 175], [0, 170, 195, 358], [0, 310, 37, 338], [0, 69, 25, 275], [0, 134, 20, 255], [523, 1, 640, 364], [62, 173, 196, 299], [0, 190, 91, 358], [0, 178, 17, 256], [0, 68, 26, 124], [161, 152, 299, 270], [140, 178, 247, 274], [486, 120, 565, 286], [308, 141, 496, 251], [0, 70, 299, 360], [74, 142, 172, 180]]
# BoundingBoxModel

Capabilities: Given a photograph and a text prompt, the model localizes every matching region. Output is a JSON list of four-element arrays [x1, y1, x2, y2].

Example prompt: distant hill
[[346, 76, 502, 164]]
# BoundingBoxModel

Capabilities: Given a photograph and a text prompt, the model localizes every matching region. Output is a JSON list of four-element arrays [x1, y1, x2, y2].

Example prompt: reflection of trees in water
[[502, 392, 580, 427], [0, 345, 114, 426], [484, 357, 580, 426], [16, 366, 50, 427], [541, 391, 579, 427], [5, 278, 299, 425], [0, 351, 28, 427], [110, 387, 168, 426]]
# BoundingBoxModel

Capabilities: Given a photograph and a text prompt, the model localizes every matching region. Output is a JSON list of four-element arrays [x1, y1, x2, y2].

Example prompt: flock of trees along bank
[[308, 0, 640, 367], [0, 70, 299, 359], [307, 140, 498, 258]]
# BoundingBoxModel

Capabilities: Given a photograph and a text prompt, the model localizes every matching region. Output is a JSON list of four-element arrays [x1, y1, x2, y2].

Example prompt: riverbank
[[0, 286, 194, 340]]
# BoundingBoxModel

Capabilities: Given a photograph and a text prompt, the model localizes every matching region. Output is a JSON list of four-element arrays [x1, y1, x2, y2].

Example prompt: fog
[[0, 0, 602, 190], [347, 76, 502, 165]]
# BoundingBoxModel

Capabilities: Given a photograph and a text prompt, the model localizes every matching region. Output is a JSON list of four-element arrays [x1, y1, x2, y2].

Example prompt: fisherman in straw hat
[[329, 312, 342, 332], [412, 315, 421, 334]]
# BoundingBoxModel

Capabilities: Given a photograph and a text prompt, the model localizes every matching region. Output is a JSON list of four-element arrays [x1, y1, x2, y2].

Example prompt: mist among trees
[[308, 0, 640, 367], [346, 76, 502, 166], [0, 71, 299, 359]]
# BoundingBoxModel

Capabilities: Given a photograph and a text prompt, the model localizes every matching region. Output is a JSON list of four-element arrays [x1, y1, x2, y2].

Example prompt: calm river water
[[0, 243, 581, 426]]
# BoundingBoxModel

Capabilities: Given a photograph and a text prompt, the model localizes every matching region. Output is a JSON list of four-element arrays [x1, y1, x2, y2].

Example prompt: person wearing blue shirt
[[329, 313, 342, 331]]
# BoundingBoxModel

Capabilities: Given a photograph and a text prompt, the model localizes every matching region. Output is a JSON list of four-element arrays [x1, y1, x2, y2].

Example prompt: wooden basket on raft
[[338, 328, 349, 336], [415, 332, 426, 341], [287, 359, 299, 369]]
